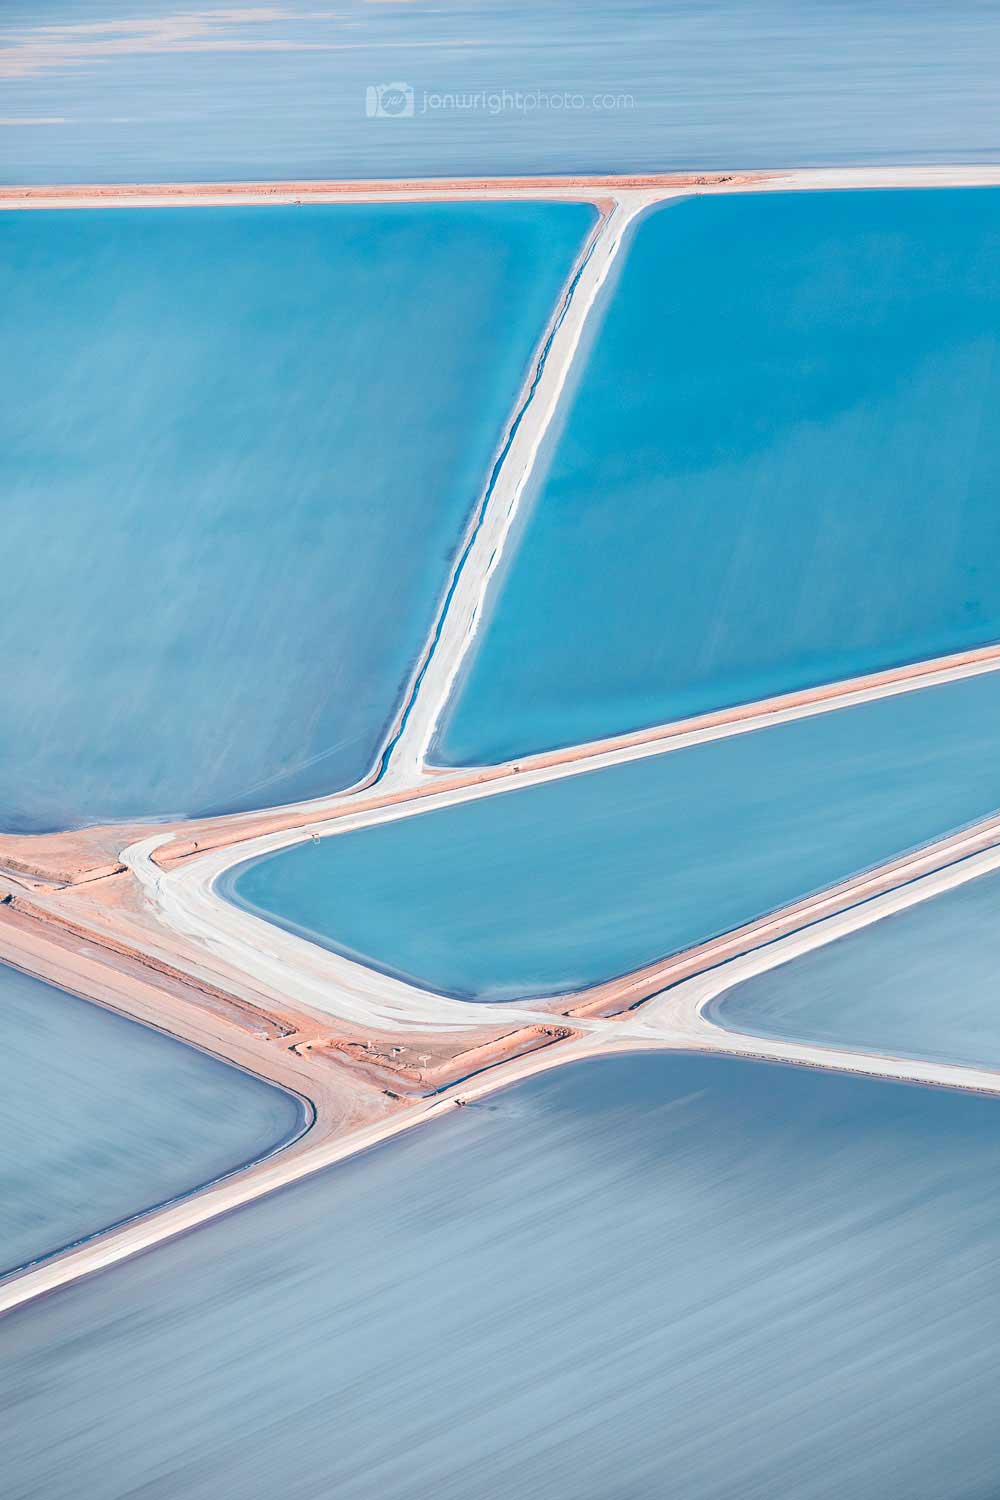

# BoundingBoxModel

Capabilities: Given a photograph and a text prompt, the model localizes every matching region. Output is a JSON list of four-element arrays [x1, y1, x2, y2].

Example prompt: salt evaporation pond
[[0, 200, 593, 832], [716, 863, 1000, 1071], [7, 1052, 1000, 1500], [0, 963, 303, 1275], [228, 670, 1000, 1002], [436, 187, 1000, 766]]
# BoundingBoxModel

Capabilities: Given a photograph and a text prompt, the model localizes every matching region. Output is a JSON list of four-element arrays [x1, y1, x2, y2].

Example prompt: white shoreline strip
[[750, 165, 1000, 193], [626, 840, 1000, 1093], [124, 833, 563, 1033], [371, 200, 611, 785], [380, 189, 668, 787]]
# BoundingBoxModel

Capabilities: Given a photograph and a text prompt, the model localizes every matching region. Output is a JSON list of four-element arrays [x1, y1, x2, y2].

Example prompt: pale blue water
[[2, 2, 999, 183], [0, 963, 303, 1276], [228, 670, 1000, 1002], [715, 863, 1000, 1071], [7, 1052, 1000, 1500], [437, 188, 1000, 766], [0, 201, 593, 832]]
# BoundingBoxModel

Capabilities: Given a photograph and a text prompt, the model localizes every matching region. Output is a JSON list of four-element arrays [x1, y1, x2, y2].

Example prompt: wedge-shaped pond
[[436, 187, 1000, 765], [228, 670, 1000, 1002], [716, 863, 1000, 1070], [0, 201, 594, 832], [8, 1052, 1000, 1500], [0, 964, 303, 1275]]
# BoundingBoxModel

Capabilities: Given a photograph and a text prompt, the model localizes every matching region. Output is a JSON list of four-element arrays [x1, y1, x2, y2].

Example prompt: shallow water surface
[[716, 863, 1000, 1070], [229, 671, 1000, 1002], [0, 200, 593, 831], [0, 964, 303, 1274], [7, 1051, 1000, 1500], [438, 188, 1000, 765], [3, 1, 1000, 181]]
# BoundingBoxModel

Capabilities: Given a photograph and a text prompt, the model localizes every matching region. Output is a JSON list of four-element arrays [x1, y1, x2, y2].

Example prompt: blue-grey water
[[2, 2, 999, 183], [228, 670, 1000, 1002], [438, 188, 1000, 766], [6, 1052, 1000, 1500], [716, 863, 1000, 1071], [0, 963, 303, 1276], [0, 201, 592, 831]]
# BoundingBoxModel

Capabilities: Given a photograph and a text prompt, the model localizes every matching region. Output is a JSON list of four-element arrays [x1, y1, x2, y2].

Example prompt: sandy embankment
[[4, 165, 1000, 215], [0, 171, 765, 211], [321, 1024, 577, 1095]]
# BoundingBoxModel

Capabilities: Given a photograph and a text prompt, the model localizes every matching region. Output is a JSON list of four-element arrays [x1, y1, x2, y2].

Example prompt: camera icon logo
[[365, 83, 415, 118]]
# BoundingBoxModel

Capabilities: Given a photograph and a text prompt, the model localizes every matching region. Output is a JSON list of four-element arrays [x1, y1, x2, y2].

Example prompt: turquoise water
[[0, 963, 303, 1275], [0, 201, 593, 831], [3, 2, 1000, 182], [716, 864, 1000, 1071], [229, 670, 1000, 1002], [7, 1052, 1000, 1500], [437, 188, 1000, 766]]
